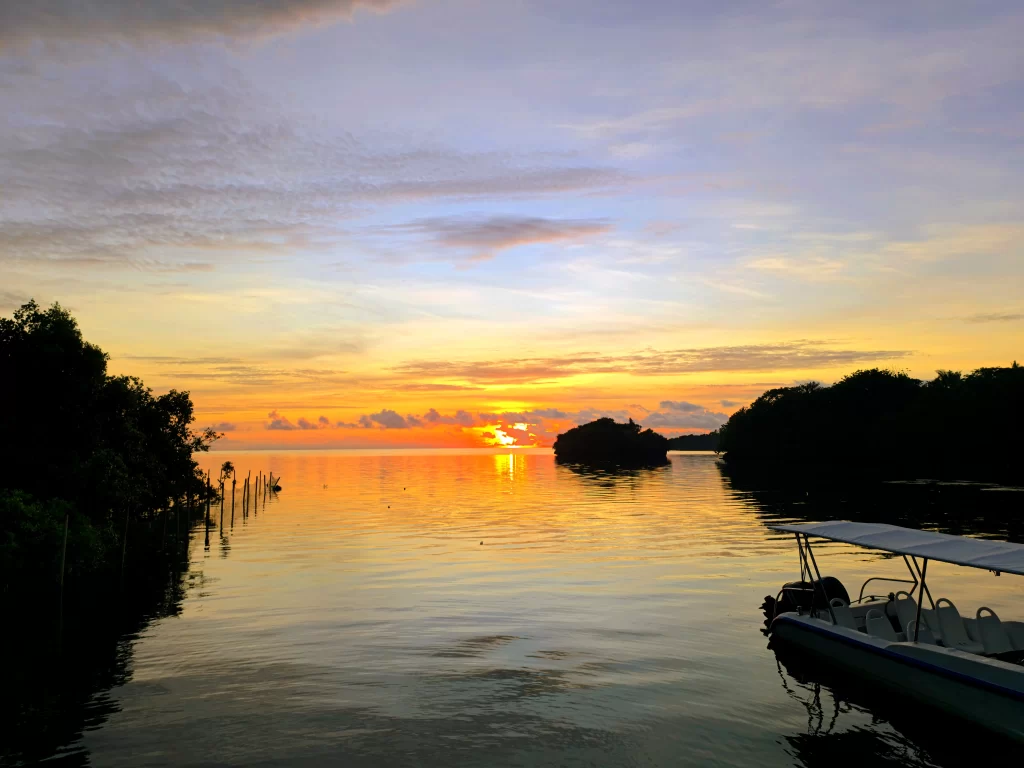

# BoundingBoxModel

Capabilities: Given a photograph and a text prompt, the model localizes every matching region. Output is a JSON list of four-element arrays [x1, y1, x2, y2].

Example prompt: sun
[[492, 427, 516, 446]]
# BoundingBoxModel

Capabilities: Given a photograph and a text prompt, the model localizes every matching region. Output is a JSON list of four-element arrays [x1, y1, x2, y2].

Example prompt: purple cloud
[[658, 400, 703, 412], [266, 410, 298, 430]]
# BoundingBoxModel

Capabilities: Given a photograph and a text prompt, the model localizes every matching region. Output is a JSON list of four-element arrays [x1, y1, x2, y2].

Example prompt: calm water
[[24, 451, 1024, 766]]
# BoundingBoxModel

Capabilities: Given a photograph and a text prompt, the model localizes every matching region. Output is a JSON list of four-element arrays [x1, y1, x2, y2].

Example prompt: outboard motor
[[762, 576, 850, 634]]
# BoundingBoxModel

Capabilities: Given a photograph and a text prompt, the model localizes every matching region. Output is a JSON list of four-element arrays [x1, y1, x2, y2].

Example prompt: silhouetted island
[[667, 432, 720, 451], [719, 364, 1024, 482], [554, 417, 669, 466]]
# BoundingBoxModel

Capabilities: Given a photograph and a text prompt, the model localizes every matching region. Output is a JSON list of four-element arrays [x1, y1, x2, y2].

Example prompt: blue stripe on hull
[[773, 614, 1024, 704]]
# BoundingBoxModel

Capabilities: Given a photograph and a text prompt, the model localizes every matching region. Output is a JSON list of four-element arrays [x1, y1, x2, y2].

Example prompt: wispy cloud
[[965, 312, 1023, 324], [391, 342, 911, 385], [747, 256, 847, 281], [1, 71, 626, 270], [0, 0, 404, 48], [383, 215, 612, 262]]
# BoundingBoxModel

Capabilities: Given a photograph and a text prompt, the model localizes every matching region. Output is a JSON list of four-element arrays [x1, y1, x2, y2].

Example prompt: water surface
[[33, 451, 1024, 766]]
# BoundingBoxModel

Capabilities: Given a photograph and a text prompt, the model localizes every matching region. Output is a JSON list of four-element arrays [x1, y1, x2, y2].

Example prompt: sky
[[2, 0, 1022, 449]]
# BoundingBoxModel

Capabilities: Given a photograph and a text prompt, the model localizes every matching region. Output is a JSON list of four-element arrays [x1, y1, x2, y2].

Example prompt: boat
[[762, 521, 1024, 741]]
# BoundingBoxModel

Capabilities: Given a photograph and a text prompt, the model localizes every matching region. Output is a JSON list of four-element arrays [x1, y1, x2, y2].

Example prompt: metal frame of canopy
[[771, 521, 1024, 642]]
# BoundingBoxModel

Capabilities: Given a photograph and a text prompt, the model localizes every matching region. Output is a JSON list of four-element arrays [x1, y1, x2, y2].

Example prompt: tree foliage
[[718, 365, 1024, 480], [667, 432, 720, 451], [554, 417, 670, 466], [0, 301, 218, 586]]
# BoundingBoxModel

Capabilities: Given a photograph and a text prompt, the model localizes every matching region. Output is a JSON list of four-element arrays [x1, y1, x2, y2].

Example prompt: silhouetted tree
[[0, 301, 218, 588]]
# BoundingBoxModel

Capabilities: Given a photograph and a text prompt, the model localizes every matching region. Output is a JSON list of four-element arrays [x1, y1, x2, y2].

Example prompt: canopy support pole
[[913, 558, 928, 642], [803, 534, 837, 626], [910, 557, 936, 610], [795, 533, 809, 582], [901, 555, 919, 594]]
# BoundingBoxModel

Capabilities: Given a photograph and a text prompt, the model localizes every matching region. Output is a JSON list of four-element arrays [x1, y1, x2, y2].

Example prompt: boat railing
[[857, 575, 917, 603]]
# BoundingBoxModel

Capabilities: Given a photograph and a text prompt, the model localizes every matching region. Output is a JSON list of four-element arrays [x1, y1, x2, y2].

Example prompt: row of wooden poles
[[54, 467, 281, 642], [204, 468, 280, 547]]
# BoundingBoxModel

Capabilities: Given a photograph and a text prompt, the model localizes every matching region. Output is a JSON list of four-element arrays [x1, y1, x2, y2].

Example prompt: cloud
[[393, 383, 483, 392], [0, 1, 402, 48], [1, 71, 626, 270], [210, 421, 237, 432], [643, 409, 728, 431], [720, 400, 739, 408], [0, 291, 29, 311], [423, 408, 475, 426], [658, 400, 703, 412], [526, 408, 570, 419], [391, 342, 911, 385], [297, 415, 331, 430], [385, 215, 612, 262], [965, 312, 1023, 324], [266, 410, 298, 430], [747, 256, 846, 281], [366, 409, 409, 428], [323, 402, 729, 447]]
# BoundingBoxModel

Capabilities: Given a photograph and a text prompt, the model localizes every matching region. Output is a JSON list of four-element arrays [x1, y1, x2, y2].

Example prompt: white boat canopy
[[770, 521, 1024, 576]]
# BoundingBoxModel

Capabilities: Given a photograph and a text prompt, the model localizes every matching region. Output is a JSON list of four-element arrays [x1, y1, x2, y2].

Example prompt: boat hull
[[772, 613, 1024, 741]]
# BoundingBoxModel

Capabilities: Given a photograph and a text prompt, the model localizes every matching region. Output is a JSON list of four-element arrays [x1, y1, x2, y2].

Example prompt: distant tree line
[[554, 417, 669, 466], [718, 365, 1024, 481], [0, 301, 218, 595], [667, 432, 720, 451]]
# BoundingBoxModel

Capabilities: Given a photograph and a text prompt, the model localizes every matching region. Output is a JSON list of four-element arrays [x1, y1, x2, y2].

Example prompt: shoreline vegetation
[[668, 432, 720, 451], [717, 365, 1023, 482], [0, 301, 219, 603], [554, 365, 1021, 482]]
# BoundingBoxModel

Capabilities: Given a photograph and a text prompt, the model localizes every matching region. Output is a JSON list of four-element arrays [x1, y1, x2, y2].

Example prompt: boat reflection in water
[[770, 637, 1017, 767]]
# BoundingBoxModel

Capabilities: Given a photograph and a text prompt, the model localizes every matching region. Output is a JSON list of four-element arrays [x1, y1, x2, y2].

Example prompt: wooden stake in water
[[58, 511, 69, 637], [120, 506, 130, 590]]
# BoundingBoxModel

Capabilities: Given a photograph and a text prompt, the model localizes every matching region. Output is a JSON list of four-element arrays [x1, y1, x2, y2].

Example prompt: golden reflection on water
[[76, 450, 1024, 767]]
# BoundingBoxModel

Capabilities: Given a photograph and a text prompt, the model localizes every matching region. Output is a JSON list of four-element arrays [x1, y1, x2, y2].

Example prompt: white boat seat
[[976, 607, 1014, 655], [962, 617, 981, 643], [892, 591, 941, 641], [866, 609, 899, 641], [1004, 621, 1024, 651], [827, 598, 859, 631], [934, 598, 985, 654], [906, 619, 937, 645]]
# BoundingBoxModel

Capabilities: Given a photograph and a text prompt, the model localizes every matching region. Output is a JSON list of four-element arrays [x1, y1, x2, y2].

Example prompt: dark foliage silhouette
[[718, 365, 1024, 481], [667, 431, 720, 451], [0, 300, 218, 590], [553, 417, 669, 467]]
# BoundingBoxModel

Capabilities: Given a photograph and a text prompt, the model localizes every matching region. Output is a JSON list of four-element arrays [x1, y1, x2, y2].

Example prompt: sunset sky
[[3, 1, 1022, 449]]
